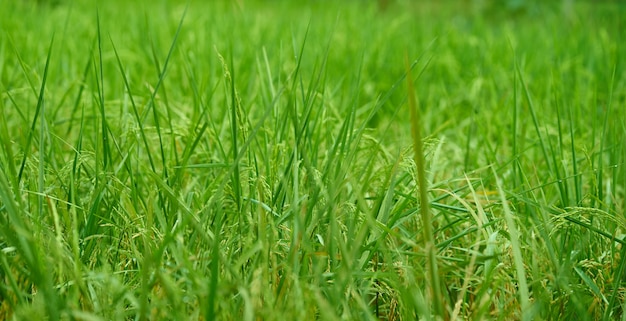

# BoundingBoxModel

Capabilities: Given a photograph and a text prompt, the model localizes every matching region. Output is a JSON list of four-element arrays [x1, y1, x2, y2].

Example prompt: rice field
[[0, 0, 625, 320]]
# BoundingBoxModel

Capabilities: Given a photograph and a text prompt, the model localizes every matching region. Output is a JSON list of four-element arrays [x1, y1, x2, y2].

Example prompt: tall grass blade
[[492, 167, 530, 319], [568, 104, 581, 204], [95, 11, 111, 171], [65, 39, 95, 137], [602, 64, 620, 321], [516, 61, 551, 176], [404, 51, 443, 319], [110, 39, 157, 173], [595, 65, 616, 210], [229, 50, 242, 211], [17, 36, 55, 184]]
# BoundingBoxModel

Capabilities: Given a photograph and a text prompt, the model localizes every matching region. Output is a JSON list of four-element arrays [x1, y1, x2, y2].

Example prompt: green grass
[[0, 0, 625, 320]]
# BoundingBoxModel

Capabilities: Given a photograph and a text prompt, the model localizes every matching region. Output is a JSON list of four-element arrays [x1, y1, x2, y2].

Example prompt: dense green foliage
[[0, 0, 624, 320]]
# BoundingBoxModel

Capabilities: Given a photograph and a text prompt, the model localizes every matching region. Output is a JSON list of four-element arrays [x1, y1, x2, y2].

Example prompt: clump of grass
[[0, 1, 624, 320]]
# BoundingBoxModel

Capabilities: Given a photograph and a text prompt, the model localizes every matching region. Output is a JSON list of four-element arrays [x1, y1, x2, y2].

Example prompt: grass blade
[[492, 167, 530, 319], [17, 36, 55, 184], [405, 51, 443, 319]]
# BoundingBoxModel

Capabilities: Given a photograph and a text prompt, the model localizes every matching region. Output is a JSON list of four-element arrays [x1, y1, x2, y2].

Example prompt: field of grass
[[0, 0, 625, 320]]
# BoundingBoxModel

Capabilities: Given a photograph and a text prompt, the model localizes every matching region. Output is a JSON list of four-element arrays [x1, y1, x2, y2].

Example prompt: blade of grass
[[145, 5, 188, 183], [568, 98, 581, 204], [516, 60, 551, 176], [404, 51, 443, 319], [595, 64, 616, 211], [110, 38, 157, 173], [68, 103, 89, 305], [17, 35, 55, 184], [492, 167, 530, 320], [0, 83, 19, 198], [553, 90, 570, 206], [95, 11, 111, 171], [512, 53, 519, 188], [65, 38, 95, 137], [228, 48, 242, 211]]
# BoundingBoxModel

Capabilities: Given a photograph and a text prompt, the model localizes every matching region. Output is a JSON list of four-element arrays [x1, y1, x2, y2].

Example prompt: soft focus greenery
[[0, 0, 624, 320]]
